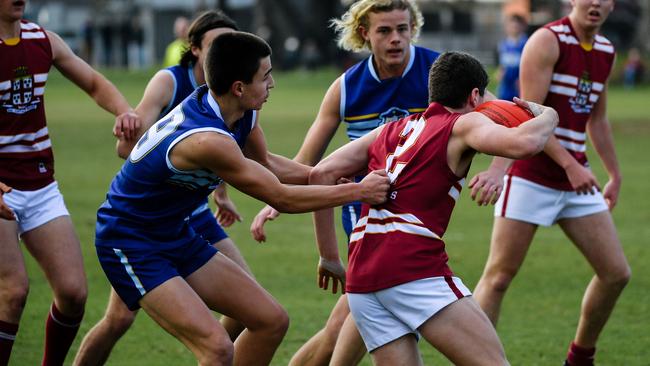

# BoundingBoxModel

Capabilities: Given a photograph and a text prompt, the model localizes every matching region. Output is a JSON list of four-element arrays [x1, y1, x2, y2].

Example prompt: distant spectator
[[162, 16, 189, 67], [224, 0, 256, 32], [99, 21, 113, 67], [496, 13, 528, 101], [624, 47, 644, 89], [80, 18, 95, 64], [128, 15, 145, 70]]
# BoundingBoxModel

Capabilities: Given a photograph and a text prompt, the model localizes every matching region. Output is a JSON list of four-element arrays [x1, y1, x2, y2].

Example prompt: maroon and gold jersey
[[509, 16, 615, 190], [0, 20, 53, 190], [346, 103, 465, 293]]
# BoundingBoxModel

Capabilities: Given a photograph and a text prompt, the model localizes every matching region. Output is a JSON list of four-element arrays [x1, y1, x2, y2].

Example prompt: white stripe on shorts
[[113, 249, 146, 296]]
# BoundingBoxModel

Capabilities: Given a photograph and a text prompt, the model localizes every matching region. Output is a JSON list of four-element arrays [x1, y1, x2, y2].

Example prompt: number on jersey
[[130, 106, 185, 162], [385, 116, 425, 183]]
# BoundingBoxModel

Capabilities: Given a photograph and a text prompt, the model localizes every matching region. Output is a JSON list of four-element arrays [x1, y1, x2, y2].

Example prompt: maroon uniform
[[0, 20, 54, 191], [346, 103, 466, 293], [509, 16, 615, 190]]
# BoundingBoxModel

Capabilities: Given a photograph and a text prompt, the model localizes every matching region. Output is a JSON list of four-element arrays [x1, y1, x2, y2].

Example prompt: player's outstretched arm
[[116, 71, 175, 158], [177, 132, 389, 214], [244, 123, 312, 185], [308, 127, 384, 293], [249, 77, 343, 241], [0, 182, 16, 220], [47, 30, 140, 140]]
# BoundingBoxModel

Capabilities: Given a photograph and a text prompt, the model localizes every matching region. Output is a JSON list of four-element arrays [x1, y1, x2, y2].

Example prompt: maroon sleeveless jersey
[[0, 20, 54, 190], [509, 17, 615, 190], [346, 103, 465, 293]]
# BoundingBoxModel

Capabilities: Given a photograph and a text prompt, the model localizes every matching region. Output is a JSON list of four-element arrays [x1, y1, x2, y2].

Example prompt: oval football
[[475, 100, 534, 128]]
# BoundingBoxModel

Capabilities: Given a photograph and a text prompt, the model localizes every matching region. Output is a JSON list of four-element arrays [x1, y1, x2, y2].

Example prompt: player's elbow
[[510, 135, 545, 159], [309, 162, 338, 185], [267, 195, 301, 214], [116, 140, 132, 160]]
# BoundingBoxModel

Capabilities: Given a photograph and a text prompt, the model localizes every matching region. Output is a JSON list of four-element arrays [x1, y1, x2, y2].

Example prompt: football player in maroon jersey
[[309, 51, 558, 365], [471, 1, 630, 365], [0, 0, 139, 364]]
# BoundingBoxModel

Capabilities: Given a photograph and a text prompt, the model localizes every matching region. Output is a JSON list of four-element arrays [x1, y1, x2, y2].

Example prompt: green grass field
[[10, 68, 650, 365]]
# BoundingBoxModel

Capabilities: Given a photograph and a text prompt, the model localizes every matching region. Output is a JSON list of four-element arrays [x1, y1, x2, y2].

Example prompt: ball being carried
[[475, 99, 534, 128]]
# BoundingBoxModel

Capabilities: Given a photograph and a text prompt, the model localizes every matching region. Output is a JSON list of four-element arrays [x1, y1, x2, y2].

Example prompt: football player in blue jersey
[[93, 32, 390, 365], [74, 11, 255, 366], [249, 1, 439, 365]]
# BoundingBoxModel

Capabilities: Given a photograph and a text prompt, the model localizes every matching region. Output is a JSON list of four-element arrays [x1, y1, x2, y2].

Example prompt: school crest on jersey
[[379, 107, 410, 125], [569, 71, 593, 114], [2, 66, 41, 114]]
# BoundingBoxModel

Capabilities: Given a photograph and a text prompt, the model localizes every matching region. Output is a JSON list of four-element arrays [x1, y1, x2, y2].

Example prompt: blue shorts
[[187, 202, 228, 244], [342, 201, 362, 239], [96, 235, 217, 311]]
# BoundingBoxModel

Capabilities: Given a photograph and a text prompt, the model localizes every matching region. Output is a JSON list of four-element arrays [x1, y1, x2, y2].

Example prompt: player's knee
[[0, 280, 29, 316], [105, 309, 136, 334], [200, 333, 234, 365], [266, 305, 290, 339], [602, 264, 631, 289], [486, 267, 518, 293], [59, 283, 88, 309]]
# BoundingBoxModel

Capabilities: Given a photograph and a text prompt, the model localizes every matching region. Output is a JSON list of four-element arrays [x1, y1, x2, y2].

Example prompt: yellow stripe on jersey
[[580, 42, 593, 52], [345, 108, 425, 122], [3, 37, 20, 46], [345, 113, 380, 121]]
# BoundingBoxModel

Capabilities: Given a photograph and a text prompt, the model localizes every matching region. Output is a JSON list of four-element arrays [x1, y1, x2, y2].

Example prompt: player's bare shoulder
[[524, 26, 559, 64]]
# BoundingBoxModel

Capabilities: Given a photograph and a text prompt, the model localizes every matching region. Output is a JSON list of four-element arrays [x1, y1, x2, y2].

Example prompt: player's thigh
[[484, 217, 537, 273], [105, 288, 138, 324], [370, 334, 421, 366], [139, 276, 226, 347], [21, 215, 87, 294], [558, 211, 629, 278], [0, 220, 27, 292], [185, 253, 285, 328], [212, 237, 252, 276], [324, 294, 351, 334], [418, 297, 507, 366]]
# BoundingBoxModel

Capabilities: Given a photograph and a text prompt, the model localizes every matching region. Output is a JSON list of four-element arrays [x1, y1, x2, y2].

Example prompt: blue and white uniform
[[339, 44, 438, 236], [161, 63, 228, 245], [497, 35, 527, 101], [96, 85, 256, 309]]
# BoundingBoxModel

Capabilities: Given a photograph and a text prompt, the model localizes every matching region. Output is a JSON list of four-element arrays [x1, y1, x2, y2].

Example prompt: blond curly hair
[[330, 0, 424, 52]]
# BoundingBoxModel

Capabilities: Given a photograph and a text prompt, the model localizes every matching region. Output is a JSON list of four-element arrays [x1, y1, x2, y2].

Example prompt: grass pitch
[[10, 68, 650, 365]]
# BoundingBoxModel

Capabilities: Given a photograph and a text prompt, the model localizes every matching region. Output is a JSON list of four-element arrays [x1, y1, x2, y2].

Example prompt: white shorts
[[495, 175, 608, 227], [3, 181, 70, 235], [348, 276, 471, 352]]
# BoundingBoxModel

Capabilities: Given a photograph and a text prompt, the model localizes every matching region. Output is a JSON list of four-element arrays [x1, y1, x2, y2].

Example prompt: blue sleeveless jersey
[[96, 85, 256, 249], [160, 63, 199, 117], [339, 45, 438, 237], [497, 35, 528, 100], [340, 45, 438, 141]]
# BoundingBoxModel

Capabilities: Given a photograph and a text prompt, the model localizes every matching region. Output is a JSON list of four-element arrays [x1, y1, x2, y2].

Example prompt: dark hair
[[509, 14, 528, 27], [179, 10, 238, 67], [428, 52, 489, 108], [205, 32, 272, 95]]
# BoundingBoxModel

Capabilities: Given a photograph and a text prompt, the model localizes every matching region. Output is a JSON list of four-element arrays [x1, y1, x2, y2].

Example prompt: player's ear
[[358, 25, 369, 42], [468, 88, 481, 109], [231, 81, 244, 98], [191, 44, 201, 58]]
